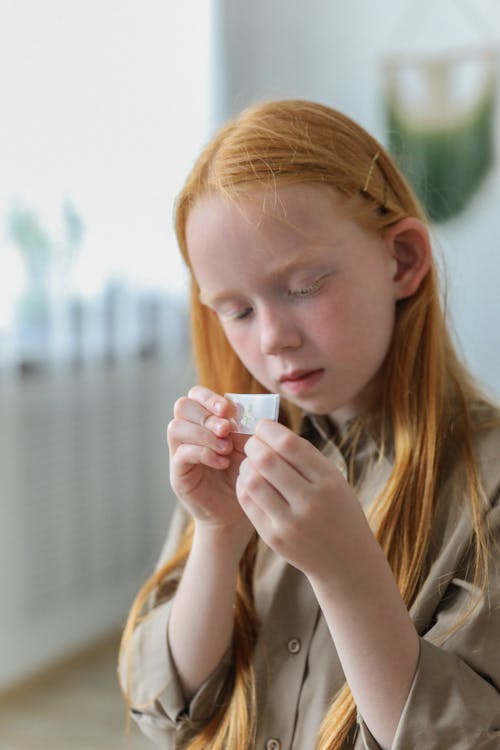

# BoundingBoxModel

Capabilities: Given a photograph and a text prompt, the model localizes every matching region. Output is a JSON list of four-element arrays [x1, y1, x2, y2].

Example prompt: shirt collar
[[301, 410, 393, 488]]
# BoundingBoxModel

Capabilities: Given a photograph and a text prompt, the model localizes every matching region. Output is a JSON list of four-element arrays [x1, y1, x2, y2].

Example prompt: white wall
[[0, 340, 193, 689], [213, 0, 500, 400]]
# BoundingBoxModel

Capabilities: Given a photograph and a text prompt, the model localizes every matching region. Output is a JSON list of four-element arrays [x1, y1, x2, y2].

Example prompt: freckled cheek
[[311, 296, 395, 358], [225, 330, 276, 390], [305, 298, 348, 340], [223, 328, 263, 368], [350, 302, 396, 366]]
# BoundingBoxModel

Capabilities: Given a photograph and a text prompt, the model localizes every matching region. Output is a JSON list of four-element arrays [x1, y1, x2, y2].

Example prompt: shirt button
[[287, 637, 301, 654], [266, 739, 281, 750]]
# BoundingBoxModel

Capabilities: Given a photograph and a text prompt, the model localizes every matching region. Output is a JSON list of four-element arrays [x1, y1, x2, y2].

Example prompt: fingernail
[[213, 419, 227, 434]]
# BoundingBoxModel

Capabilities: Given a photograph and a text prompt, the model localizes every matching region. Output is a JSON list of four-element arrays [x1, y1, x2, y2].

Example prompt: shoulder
[[437, 400, 500, 520], [468, 400, 500, 509]]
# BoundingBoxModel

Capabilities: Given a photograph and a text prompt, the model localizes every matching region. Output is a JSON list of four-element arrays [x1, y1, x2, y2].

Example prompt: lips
[[278, 368, 324, 394], [279, 369, 322, 382]]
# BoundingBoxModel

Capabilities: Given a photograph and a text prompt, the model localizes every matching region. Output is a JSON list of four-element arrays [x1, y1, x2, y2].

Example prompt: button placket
[[265, 739, 281, 750]]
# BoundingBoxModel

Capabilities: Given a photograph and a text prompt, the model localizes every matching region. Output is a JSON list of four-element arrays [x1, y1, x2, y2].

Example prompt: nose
[[258, 304, 302, 355]]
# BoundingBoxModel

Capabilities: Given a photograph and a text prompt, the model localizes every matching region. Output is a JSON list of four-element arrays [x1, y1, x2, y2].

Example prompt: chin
[[284, 394, 339, 415]]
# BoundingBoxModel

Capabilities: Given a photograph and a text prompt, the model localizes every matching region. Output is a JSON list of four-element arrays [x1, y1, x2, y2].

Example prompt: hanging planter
[[384, 47, 498, 223]]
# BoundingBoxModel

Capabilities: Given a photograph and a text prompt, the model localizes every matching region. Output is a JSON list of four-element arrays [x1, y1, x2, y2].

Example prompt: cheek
[[225, 329, 273, 388], [351, 297, 396, 366], [313, 288, 396, 358], [223, 327, 262, 369], [224, 326, 248, 353]]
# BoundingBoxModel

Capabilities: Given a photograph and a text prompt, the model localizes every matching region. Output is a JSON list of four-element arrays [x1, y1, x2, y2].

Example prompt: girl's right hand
[[167, 386, 253, 544]]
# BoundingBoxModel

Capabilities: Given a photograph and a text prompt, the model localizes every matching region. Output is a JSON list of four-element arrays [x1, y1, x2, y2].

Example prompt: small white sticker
[[224, 393, 280, 434]]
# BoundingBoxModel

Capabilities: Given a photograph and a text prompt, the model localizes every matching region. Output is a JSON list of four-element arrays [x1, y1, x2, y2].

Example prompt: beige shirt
[[120, 407, 500, 749]]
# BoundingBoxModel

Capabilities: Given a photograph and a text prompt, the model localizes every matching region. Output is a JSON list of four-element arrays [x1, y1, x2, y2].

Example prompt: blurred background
[[1, 1, 499, 748]]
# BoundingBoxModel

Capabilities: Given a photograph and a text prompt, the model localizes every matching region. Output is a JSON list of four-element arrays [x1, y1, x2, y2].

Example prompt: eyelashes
[[288, 274, 327, 298], [217, 306, 253, 322], [216, 272, 331, 322], [232, 307, 253, 320]]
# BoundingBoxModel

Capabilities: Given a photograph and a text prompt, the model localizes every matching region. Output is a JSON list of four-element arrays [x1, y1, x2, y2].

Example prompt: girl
[[118, 100, 500, 749]]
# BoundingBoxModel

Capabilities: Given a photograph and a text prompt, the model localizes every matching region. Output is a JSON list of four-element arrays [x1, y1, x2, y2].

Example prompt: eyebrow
[[199, 289, 226, 307], [198, 247, 332, 308]]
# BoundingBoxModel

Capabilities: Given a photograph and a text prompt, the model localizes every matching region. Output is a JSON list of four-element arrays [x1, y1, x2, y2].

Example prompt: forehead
[[185, 183, 346, 259]]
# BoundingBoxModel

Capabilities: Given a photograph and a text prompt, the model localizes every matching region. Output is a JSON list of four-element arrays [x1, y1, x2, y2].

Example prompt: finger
[[237, 457, 289, 521], [173, 396, 233, 438], [254, 419, 326, 482], [236, 476, 270, 532], [243, 434, 308, 504], [236, 470, 289, 552], [173, 442, 230, 474], [187, 386, 235, 418], [167, 418, 233, 456]]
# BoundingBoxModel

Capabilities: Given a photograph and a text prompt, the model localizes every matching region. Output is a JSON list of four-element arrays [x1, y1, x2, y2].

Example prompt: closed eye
[[288, 273, 329, 298], [233, 307, 253, 320], [218, 306, 253, 322]]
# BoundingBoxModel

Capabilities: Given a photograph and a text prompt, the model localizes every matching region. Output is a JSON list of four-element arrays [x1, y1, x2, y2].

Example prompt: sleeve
[[357, 497, 500, 750], [118, 504, 235, 749]]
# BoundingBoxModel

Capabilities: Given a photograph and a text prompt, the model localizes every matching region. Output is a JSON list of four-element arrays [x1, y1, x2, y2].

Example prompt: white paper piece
[[224, 393, 280, 434]]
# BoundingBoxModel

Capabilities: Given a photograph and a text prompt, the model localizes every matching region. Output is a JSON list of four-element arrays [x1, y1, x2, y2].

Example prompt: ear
[[383, 218, 431, 300]]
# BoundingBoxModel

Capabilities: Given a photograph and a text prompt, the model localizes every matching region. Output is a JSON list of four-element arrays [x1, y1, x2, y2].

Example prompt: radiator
[[0, 330, 192, 689]]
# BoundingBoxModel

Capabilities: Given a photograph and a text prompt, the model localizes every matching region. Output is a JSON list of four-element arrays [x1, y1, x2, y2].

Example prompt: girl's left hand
[[237, 419, 422, 750], [236, 419, 373, 586]]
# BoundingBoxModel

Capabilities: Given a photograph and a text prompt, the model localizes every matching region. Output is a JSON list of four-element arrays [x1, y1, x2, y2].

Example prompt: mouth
[[278, 369, 324, 394]]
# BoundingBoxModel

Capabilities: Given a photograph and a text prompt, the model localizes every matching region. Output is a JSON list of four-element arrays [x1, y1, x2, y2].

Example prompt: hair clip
[[362, 151, 380, 194]]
